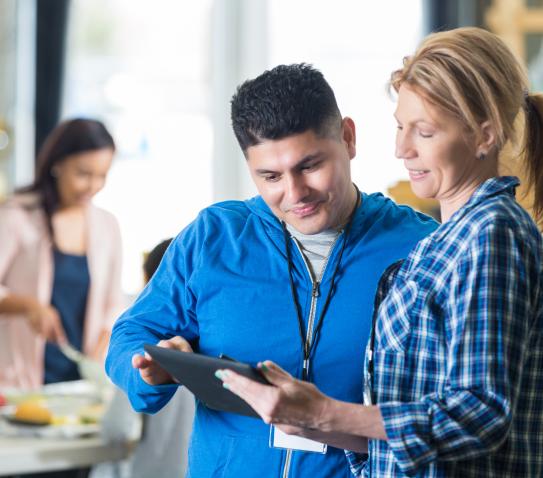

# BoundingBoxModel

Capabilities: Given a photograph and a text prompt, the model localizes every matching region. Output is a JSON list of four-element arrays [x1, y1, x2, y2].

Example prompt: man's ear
[[342, 117, 356, 159], [476, 121, 497, 157]]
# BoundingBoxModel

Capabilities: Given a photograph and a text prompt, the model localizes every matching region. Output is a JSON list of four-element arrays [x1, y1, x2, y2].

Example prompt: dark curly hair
[[231, 63, 342, 153]]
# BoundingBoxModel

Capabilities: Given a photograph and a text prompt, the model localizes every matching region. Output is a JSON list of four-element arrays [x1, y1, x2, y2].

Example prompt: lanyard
[[281, 186, 360, 381]]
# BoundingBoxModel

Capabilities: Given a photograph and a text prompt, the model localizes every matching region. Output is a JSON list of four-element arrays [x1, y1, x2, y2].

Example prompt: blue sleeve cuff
[[125, 369, 179, 413]]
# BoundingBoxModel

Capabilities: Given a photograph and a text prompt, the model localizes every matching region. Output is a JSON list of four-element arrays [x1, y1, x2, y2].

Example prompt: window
[[62, 0, 213, 293]]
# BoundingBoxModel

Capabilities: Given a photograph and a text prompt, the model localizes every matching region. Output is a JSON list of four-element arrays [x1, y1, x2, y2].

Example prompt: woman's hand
[[25, 300, 67, 344], [219, 360, 385, 451], [132, 336, 194, 385], [217, 360, 333, 432]]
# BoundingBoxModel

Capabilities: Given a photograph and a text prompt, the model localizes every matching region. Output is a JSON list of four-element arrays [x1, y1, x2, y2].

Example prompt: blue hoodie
[[106, 192, 437, 478]]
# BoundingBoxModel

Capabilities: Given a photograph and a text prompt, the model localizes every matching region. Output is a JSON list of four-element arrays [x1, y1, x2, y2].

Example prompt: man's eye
[[301, 162, 320, 172], [419, 131, 433, 138], [264, 175, 280, 182]]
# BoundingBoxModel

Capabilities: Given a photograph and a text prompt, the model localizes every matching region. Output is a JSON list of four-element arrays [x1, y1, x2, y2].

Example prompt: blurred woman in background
[[0, 118, 124, 389]]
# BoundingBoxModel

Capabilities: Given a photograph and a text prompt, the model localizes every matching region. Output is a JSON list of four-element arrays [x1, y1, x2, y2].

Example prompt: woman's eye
[[419, 131, 433, 138]]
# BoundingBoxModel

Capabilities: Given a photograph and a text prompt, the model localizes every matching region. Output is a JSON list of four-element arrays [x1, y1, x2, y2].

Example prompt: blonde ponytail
[[523, 94, 543, 226]]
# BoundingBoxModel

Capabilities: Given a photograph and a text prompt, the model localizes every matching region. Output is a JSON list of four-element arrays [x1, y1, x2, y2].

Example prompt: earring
[[478, 153, 486, 161]]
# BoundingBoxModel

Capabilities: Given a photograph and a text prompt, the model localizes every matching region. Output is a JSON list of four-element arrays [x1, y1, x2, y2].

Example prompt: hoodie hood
[[244, 195, 281, 229]]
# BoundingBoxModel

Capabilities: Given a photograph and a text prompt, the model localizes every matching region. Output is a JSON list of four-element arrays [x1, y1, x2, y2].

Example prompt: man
[[106, 64, 436, 477]]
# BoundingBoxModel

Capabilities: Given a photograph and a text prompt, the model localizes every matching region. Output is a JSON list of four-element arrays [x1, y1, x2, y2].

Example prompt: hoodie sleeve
[[106, 213, 206, 412]]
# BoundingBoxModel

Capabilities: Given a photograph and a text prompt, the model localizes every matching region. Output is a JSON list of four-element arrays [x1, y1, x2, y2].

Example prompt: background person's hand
[[218, 360, 332, 433], [132, 336, 193, 385], [25, 300, 67, 344]]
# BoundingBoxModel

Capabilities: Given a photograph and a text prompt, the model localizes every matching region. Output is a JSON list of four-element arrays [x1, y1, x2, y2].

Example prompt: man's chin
[[284, 216, 326, 235]]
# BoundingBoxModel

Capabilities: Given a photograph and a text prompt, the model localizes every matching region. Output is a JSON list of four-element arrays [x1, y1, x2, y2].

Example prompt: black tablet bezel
[[143, 344, 268, 418]]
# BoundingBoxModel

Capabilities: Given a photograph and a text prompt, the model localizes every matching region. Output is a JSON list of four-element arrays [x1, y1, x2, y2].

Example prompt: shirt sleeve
[[378, 221, 539, 475], [344, 450, 368, 477], [105, 216, 204, 413], [0, 205, 22, 302], [102, 213, 125, 329]]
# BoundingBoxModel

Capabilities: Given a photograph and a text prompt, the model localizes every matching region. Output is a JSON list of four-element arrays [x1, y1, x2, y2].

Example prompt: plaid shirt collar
[[432, 175, 520, 242]]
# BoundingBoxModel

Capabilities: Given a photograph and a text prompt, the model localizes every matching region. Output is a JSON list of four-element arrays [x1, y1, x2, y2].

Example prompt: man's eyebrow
[[290, 153, 324, 171], [297, 153, 324, 165], [255, 168, 278, 175], [255, 153, 324, 175]]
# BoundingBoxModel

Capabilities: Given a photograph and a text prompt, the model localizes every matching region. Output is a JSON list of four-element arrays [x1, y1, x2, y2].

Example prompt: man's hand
[[131, 336, 193, 385]]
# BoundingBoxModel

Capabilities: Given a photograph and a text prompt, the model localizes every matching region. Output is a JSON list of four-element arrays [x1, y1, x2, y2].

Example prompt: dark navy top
[[44, 248, 90, 384]]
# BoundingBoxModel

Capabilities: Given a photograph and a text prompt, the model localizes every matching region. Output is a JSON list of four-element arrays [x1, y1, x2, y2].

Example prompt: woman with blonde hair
[[218, 27, 543, 477]]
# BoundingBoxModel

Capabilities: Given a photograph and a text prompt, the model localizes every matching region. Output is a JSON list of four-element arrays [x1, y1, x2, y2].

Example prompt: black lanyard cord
[[304, 217, 352, 362], [281, 185, 360, 380], [282, 223, 307, 355]]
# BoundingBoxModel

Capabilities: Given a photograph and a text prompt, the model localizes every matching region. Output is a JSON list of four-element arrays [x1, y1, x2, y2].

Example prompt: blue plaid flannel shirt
[[346, 176, 543, 477]]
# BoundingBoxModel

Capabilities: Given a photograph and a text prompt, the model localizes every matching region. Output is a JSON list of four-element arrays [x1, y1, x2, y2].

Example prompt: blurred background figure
[[142, 239, 173, 283], [0, 118, 124, 390]]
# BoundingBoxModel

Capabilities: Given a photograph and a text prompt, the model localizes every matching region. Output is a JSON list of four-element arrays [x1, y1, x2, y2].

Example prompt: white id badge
[[269, 425, 327, 454]]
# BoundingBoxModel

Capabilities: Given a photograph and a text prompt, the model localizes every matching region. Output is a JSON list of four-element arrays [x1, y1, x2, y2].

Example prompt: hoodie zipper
[[292, 235, 340, 367], [280, 232, 341, 478]]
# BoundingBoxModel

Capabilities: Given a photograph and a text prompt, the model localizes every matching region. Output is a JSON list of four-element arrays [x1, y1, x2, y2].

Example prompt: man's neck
[[286, 223, 340, 240], [333, 183, 359, 231]]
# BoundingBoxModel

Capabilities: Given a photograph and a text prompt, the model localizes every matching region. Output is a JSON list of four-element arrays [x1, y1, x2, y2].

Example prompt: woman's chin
[[61, 197, 93, 209], [408, 183, 437, 201]]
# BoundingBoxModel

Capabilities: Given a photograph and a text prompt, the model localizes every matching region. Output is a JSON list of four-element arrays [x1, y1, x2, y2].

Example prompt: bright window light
[[268, 0, 423, 195], [62, 0, 213, 294]]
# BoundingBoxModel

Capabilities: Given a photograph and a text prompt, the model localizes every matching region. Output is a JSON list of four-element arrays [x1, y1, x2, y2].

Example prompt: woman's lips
[[408, 169, 430, 181]]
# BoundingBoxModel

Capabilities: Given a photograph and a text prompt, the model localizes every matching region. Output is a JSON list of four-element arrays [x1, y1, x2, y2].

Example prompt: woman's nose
[[395, 130, 415, 160]]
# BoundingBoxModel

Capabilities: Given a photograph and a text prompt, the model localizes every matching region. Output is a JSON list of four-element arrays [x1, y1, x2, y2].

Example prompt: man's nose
[[285, 175, 309, 204]]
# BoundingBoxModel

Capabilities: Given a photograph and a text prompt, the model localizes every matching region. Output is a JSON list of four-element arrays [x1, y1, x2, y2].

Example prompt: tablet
[[143, 344, 269, 418]]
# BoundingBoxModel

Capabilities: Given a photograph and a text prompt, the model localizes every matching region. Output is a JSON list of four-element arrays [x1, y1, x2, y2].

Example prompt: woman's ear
[[476, 121, 497, 158]]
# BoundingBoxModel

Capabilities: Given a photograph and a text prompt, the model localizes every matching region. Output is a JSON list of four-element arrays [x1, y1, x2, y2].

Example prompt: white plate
[[0, 405, 16, 417], [0, 415, 100, 438]]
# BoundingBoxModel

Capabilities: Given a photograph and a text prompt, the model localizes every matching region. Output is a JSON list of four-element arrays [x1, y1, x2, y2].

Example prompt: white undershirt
[[286, 224, 341, 280]]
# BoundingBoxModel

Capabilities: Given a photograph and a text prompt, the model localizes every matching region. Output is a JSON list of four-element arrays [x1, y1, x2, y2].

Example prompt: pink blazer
[[0, 193, 125, 389]]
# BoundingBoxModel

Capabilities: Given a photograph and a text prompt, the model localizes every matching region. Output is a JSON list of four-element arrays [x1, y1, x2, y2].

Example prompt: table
[[0, 434, 138, 476]]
